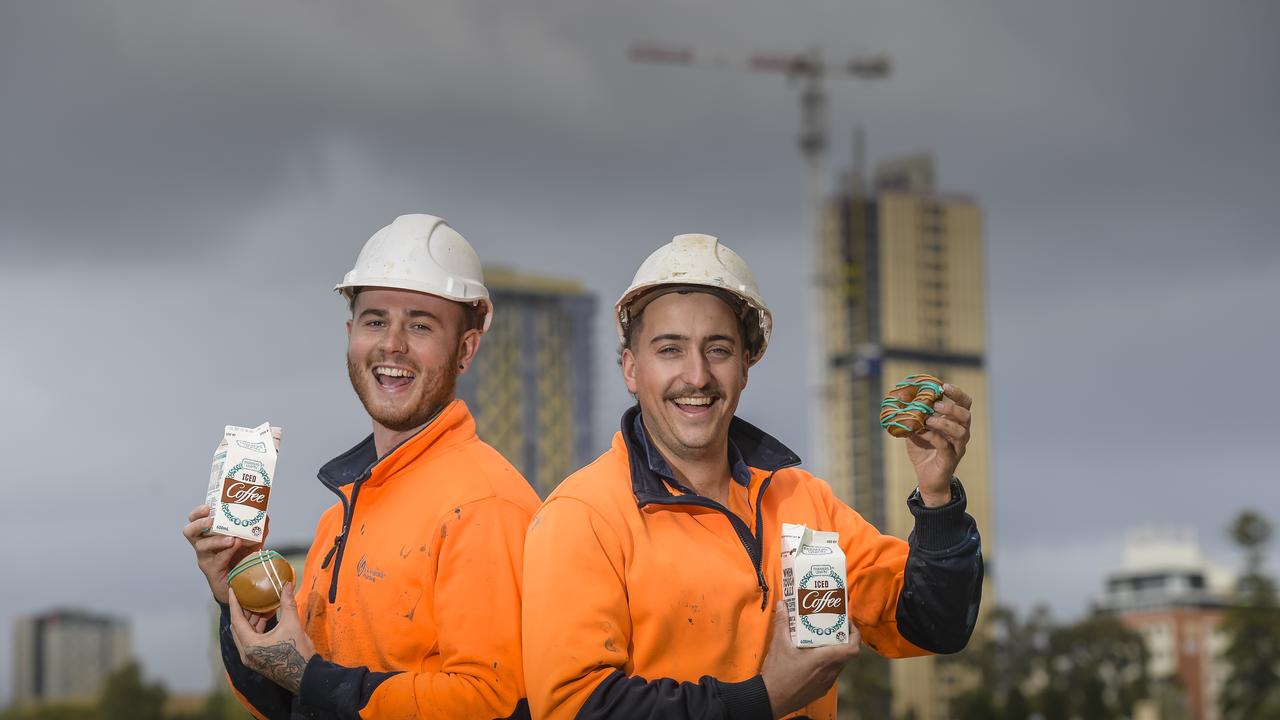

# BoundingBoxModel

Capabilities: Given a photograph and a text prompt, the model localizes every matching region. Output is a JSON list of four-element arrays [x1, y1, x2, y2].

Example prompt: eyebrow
[[356, 308, 444, 324], [649, 333, 738, 345]]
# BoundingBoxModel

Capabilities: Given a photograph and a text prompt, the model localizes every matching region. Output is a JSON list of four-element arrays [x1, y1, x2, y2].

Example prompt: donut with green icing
[[879, 374, 944, 438]]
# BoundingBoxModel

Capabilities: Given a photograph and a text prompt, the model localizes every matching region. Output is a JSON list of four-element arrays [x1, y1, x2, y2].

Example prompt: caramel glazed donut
[[879, 374, 945, 438]]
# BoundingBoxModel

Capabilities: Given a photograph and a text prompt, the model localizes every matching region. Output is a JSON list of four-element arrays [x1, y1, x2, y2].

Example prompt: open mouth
[[670, 396, 717, 415], [373, 365, 416, 390]]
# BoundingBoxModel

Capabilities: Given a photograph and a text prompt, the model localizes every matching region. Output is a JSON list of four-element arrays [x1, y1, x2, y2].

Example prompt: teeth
[[673, 397, 713, 406], [375, 367, 414, 378]]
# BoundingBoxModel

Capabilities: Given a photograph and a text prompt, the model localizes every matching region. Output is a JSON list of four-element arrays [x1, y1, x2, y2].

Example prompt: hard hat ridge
[[335, 214, 493, 333]]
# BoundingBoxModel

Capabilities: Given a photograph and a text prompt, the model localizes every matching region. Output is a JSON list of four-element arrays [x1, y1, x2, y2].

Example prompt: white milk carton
[[780, 523, 850, 647], [205, 423, 282, 542]]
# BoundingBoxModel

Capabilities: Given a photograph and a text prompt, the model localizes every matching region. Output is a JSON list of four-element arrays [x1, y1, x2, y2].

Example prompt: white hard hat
[[615, 233, 772, 365], [335, 214, 492, 333]]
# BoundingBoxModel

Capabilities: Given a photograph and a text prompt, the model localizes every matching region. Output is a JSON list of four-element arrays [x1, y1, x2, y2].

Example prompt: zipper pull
[[321, 535, 340, 569], [757, 570, 770, 610]]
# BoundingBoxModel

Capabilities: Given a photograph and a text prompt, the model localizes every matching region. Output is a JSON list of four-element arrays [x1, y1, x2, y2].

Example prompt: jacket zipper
[[320, 470, 369, 603], [640, 470, 780, 610]]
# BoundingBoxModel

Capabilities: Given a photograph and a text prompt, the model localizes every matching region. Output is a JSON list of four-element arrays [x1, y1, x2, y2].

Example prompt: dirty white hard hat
[[615, 233, 772, 365], [335, 214, 492, 333]]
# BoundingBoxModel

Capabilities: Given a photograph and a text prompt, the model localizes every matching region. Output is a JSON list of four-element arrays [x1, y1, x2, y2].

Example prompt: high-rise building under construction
[[457, 268, 596, 496], [821, 154, 994, 720]]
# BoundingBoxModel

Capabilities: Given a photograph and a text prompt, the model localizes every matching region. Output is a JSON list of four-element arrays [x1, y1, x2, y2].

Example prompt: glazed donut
[[228, 549, 295, 613], [879, 374, 944, 438]]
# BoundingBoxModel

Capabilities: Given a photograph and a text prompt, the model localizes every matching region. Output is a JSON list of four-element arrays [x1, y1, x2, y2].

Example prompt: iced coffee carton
[[780, 523, 850, 647], [205, 423, 282, 542]]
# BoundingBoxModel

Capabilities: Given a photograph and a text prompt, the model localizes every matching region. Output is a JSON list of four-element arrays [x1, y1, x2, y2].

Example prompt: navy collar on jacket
[[621, 404, 801, 505], [631, 412, 754, 488], [318, 434, 378, 491]]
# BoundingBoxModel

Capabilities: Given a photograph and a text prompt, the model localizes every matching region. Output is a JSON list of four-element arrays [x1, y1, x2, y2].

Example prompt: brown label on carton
[[798, 587, 847, 617], [221, 481, 270, 512]]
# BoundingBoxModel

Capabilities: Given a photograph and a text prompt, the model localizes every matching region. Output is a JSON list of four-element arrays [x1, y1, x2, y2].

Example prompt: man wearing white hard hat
[[183, 215, 539, 719], [522, 234, 983, 719]]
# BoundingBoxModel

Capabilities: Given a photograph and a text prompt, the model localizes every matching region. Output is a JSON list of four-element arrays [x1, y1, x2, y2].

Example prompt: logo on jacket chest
[[355, 555, 386, 583]]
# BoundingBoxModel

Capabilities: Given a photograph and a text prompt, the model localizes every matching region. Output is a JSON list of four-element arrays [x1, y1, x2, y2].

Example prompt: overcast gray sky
[[2, 0, 1278, 700]]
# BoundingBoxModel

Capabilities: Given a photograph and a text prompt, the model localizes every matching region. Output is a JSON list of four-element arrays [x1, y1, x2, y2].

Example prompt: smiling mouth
[[670, 396, 717, 415], [373, 366, 415, 389]]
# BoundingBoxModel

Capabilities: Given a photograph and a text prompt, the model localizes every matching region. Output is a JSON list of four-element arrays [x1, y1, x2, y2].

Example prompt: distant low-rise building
[[1096, 527, 1234, 720], [12, 608, 131, 706]]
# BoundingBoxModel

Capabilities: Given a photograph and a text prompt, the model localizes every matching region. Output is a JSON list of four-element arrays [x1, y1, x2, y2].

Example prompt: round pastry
[[879, 374, 945, 438], [228, 549, 294, 613]]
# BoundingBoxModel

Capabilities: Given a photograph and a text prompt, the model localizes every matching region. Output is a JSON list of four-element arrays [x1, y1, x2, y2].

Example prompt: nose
[[378, 321, 409, 355], [681, 352, 711, 390]]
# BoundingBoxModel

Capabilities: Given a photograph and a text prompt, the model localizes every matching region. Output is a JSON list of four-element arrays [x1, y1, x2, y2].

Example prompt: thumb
[[769, 602, 796, 654], [277, 581, 297, 612], [273, 582, 298, 625], [773, 601, 789, 628]]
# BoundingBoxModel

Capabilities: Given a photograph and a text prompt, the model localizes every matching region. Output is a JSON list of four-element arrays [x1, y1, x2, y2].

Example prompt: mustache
[[663, 384, 723, 401], [368, 356, 420, 373]]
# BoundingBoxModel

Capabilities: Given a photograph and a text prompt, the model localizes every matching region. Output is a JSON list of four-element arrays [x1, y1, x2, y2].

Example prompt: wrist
[[725, 673, 779, 720], [918, 488, 952, 508]]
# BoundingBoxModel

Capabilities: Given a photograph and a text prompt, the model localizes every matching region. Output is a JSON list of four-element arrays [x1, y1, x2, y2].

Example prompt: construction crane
[[629, 45, 888, 200], [629, 44, 891, 474]]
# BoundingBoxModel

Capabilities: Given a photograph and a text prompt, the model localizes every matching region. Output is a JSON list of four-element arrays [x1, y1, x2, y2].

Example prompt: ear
[[621, 347, 638, 395], [346, 318, 353, 339], [455, 329, 482, 374]]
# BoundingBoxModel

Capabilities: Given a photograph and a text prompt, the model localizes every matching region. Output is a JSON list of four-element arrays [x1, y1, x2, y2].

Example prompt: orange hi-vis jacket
[[522, 408, 983, 720], [219, 400, 540, 720]]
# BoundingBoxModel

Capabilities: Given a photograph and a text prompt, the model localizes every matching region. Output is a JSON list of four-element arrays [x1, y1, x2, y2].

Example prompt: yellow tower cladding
[[455, 268, 597, 497], [821, 154, 995, 720]]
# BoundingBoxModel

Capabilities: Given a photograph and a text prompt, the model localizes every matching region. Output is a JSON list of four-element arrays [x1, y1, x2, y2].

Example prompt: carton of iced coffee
[[205, 423, 282, 542], [780, 523, 850, 647]]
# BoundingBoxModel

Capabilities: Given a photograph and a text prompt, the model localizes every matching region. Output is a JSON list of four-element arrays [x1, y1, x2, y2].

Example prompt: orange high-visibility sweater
[[522, 408, 982, 720], [220, 400, 540, 719]]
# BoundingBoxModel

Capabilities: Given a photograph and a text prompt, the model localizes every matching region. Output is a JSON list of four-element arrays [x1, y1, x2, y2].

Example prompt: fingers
[[924, 414, 970, 450], [916, 428, 965, 461], [846, 625, 862, 656], [942, 383, 972, 410], [227, 587, 249, 637], [181, 514, 215, 543], [188, 526, 227, 551], [932, 398, 971, 426], [809, 635, 861, 667], [191, 532, 237, 556], [211, 538, 246, 568], [187, 505, 210, 523], [768, 601, 791, 648], [278, 582, 298, 614]]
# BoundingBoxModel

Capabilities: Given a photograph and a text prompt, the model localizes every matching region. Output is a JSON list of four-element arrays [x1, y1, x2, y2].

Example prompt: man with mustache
[[182, 214, 539, 719], [522, 234, 983, 719]]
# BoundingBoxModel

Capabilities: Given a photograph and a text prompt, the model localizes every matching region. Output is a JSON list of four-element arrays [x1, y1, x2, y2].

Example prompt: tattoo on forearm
[[246, 639, 307, 693]]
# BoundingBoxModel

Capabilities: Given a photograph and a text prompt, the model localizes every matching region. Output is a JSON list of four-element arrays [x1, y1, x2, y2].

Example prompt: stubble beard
[[649, 381, 729, 463], [346, 349, 461, 433]]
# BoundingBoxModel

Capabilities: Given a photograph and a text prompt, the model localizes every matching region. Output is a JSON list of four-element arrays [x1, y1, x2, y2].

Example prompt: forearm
[[299, 658, 527, 720], [897, 478, 984, 654], [218, 603, 295, 720], [559, 669, 769, 720]]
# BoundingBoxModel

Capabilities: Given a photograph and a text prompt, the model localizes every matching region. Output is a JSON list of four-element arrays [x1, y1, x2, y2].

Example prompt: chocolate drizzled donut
[[879, 374, 944, 438]]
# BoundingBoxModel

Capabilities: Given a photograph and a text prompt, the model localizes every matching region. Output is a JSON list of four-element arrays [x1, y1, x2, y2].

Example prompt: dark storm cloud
[[2, 0, 1278, 699]]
